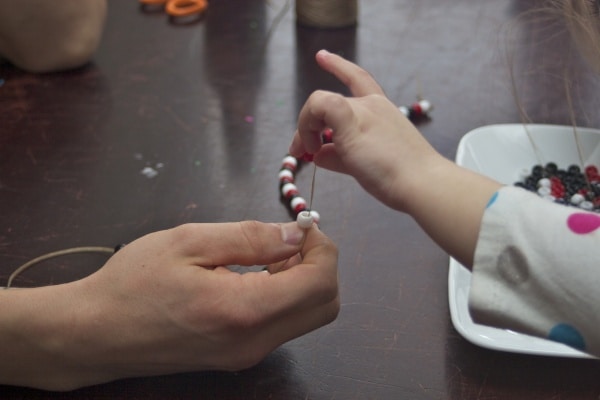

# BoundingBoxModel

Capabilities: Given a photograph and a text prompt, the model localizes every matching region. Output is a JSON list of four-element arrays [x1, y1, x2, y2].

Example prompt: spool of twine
[[296, 0, 358, 29]]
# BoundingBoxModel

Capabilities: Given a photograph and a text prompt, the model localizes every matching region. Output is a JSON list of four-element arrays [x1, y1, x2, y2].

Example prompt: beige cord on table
[[4, 246, 114, 289]]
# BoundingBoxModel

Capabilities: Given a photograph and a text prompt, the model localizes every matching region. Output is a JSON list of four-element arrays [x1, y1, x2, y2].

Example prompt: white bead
[[290, 197, 306, 209], [580, 201, 594, 210], [542, 194, 556, 202], [571, 193, 585, 205], [278, 169, 293, 180], [537, 186, 551, 197], [282, 155, 297, 168], [140, 167, 158, 178], [281, 183, 298, 197], [296, 211, 313, 229], [537, 178, 551, 188], [418, 99, 432, 113], [309, 210, 320, 224], [398, 106, 409, 116]]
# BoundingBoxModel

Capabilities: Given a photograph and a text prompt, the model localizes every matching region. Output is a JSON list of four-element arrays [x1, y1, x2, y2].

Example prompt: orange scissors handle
[[165, 0, 207, 17]]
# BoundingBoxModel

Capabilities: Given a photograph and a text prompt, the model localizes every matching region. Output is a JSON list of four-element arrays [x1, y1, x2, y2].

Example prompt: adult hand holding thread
[[0, 221, 339, 390]]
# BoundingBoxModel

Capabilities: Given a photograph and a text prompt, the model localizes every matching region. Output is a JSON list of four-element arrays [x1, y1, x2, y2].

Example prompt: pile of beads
[[515, 162, 600, 212]]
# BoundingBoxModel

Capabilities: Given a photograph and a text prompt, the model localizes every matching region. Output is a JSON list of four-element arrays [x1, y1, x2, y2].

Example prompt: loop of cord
[[4, 247, 115, 289]]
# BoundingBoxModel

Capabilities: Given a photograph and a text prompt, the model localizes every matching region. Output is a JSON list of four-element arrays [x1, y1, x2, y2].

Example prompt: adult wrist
[[0, 281, 105, 390]]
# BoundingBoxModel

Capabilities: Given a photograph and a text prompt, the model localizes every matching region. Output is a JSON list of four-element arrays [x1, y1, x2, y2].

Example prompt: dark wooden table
[[2, 0, 600, 398]]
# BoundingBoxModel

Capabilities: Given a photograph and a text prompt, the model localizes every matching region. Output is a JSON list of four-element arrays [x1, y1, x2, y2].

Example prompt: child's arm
[[289, 50, 502, 268]]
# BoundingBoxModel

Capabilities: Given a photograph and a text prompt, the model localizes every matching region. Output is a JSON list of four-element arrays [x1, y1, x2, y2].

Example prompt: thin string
[[505, 16, 544, 166], [5, 246, 114, 289], [308, 162, 317, 211], [564, 73, 593, 191]]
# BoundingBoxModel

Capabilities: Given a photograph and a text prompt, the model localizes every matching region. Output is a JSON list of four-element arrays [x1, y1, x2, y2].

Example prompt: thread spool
[[296, 0, 358, 29]]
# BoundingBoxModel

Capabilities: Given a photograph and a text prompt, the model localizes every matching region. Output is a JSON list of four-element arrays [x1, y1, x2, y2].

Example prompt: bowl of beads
[[448, 123, 600, 357], [516, 163, 599, 211]]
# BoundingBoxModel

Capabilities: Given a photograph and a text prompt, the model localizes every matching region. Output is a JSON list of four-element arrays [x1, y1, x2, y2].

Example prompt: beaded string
[[280, 99, 433, 227], [4, 100, 433, 287]]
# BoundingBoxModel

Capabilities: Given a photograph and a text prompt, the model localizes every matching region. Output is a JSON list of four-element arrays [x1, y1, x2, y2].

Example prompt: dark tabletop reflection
[[2, 0, 600, 398], [294, 24, 356, 108], [204, 0, 267, 174]]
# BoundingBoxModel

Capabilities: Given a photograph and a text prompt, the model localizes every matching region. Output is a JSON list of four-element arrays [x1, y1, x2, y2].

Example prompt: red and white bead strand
[[398, 99, 433, 120], [280, 100, 432, 227], [279, 129, 333, 227]]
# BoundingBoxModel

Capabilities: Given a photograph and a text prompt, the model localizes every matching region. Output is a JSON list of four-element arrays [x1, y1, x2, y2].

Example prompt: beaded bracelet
[[279, 100, 433, 226]]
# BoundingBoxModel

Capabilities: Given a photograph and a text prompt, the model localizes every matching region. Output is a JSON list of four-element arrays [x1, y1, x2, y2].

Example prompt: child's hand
[[289, 49, 441, 212], [291, 50, 502, 267]]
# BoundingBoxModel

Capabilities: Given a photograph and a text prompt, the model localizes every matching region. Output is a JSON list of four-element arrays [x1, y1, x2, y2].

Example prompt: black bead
[[545, 162, 558, 175], [568, 164, 581, 174]]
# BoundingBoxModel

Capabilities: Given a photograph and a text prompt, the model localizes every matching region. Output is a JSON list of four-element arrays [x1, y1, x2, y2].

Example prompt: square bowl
[[449, 123, 600, 358]]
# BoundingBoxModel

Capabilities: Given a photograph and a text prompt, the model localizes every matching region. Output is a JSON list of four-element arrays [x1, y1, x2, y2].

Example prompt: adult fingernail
[[280, 222, 305, 245]]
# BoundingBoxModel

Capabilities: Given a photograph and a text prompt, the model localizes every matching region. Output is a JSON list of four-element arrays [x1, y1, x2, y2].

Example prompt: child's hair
[[556, 0, 600, 73], [503, 1, 600, 164], [506, 1, 600, 128]]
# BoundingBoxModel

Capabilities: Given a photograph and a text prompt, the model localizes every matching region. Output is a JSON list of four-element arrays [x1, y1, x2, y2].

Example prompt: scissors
[[139, 0, 207, 18]]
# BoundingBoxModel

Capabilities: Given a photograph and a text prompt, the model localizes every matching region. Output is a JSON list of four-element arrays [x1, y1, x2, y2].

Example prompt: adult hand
[[0, 221, 339, 390]]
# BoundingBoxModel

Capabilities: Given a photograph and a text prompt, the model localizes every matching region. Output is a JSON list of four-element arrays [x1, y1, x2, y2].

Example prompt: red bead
[[550, 179, 564, 197], [411, 102, 423, 116], [294, 203, 307, 213], [585, 165, 598, 178], [302, 153, 314, 162], [322, 128, 333, 144]]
